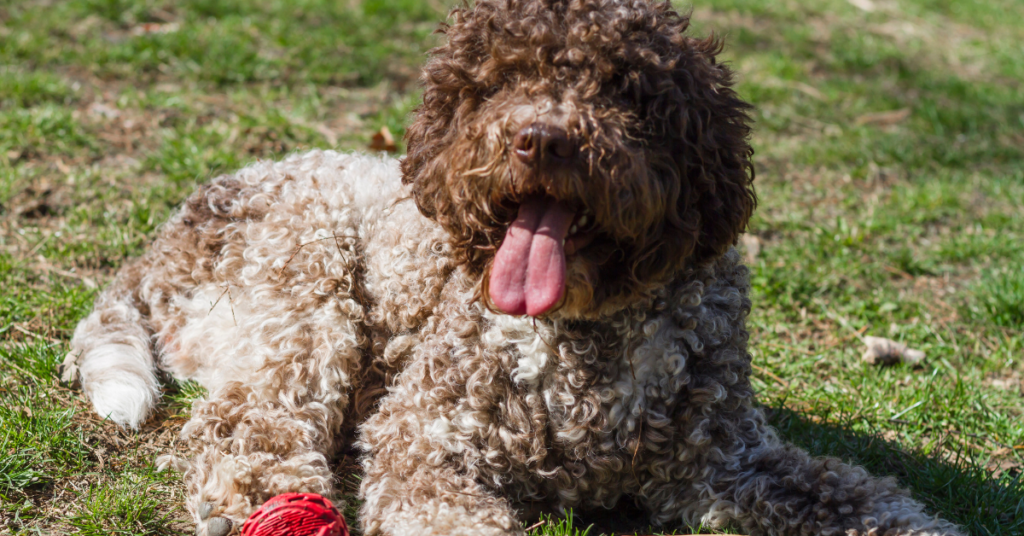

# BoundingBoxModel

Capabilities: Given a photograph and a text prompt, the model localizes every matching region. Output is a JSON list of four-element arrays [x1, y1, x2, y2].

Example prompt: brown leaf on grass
[[59, 351, 81, 387], [792, 81, 825, 101], [846, 0, 876, 11], [862, 336, 925, 366], [989, 377, 1021, 392], [314, 124, 338, 147], [740, 234, 761, 264], [130, 22, 180, 36], [88, 102, 121, 120], [987, 447, 1023, 479], [93, 447, 106, 471], [369, 126, 398, 153], [855, 108, 911, 127]]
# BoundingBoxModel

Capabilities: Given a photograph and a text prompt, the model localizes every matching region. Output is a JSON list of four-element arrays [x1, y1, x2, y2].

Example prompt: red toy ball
[[240, 493, 348, 536]]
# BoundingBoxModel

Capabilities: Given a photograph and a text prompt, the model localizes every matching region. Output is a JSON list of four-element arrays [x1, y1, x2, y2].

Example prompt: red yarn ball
[[240, 493, 348, 536]]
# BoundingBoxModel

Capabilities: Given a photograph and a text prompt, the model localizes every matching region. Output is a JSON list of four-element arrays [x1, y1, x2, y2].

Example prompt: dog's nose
[[513, 123, 576, 166]]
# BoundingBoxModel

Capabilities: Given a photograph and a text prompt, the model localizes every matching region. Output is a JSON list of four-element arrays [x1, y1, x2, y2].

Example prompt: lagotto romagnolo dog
[[64, 1, 962, 535]]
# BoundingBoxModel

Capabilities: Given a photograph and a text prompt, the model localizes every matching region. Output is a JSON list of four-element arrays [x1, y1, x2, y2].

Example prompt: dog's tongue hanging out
[[490, 195, 575, 316]]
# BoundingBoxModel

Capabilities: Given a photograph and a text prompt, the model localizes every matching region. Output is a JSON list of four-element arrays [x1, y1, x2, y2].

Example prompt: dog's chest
[[486, 312, 692, 428], [480, 309, 696, 503]]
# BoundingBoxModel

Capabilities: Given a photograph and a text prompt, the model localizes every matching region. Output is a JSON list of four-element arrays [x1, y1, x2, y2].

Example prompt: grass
[[0, 0, 1021, 534], [529, 512, 594, 536], [69, 480, 177, 536]]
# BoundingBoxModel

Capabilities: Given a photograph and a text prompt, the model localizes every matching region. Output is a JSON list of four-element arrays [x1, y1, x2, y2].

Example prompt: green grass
[[0, 0, 1022, 534], [69, 479, 178, 536], [973, 268, 1024, 329], [528, 512, 594, 536]]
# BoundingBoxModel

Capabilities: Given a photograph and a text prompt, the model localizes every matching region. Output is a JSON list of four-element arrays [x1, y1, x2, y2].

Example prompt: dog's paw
[[196, 503, 233, 536], [196, 517, 232, 536], [79, 344, 159, 428]]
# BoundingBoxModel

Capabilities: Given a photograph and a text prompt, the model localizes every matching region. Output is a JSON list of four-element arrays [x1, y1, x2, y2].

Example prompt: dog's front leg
[[360, 462, 523, 536], [180, 380, 346, 536], [358, 397, 524, 536]]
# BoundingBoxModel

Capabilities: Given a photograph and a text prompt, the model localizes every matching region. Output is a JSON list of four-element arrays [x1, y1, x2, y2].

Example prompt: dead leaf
[[131, 22, 180, 36], [89, 102, 121, 120], [59, 351, 81, 387], [740, 234, 761, 264], [847, 0, 876, 11], [93, 447, 106, 470], [862, 336, 925, 366], [369, 126, 398, 153], [314, 124, 338, 147], [990, 378, 1020, 391], [855, 108, 911, 127], [43, 263, 99, 289], [792, 82, 825, 101], [54, 159, 71, 175]]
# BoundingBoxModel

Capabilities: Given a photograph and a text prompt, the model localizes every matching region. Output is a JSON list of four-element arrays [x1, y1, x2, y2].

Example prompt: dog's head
[[402, 0, 755, 319]]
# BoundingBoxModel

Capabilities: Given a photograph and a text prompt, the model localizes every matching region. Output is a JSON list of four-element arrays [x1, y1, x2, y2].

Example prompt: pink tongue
[[490, 196, 575, 316]]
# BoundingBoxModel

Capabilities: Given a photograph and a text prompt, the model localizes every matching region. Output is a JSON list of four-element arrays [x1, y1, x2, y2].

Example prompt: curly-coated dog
[[65, 0, 962, 535]]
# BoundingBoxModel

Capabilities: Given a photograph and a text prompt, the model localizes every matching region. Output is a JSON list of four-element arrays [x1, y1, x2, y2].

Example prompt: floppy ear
[[669, 35, 757, 266], [401, 106, 450, 222], [401, 4, 489, 233], [400, 66, 459, 223], [400, 8, 499, 274]]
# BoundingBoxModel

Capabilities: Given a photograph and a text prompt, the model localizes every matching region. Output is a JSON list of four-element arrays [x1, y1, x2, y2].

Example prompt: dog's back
[[65, 151, 421, 428]]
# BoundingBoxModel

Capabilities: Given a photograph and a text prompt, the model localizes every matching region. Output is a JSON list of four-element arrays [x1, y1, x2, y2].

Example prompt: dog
[[64, 0, 963, 535]]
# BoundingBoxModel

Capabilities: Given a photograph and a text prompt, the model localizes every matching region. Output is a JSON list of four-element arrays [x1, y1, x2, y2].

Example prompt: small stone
[[198, 502, 213, 520], [862, 336, 925, 366]]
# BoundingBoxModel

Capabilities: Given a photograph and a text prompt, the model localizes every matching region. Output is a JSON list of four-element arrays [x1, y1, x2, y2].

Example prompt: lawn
[[1, 0, 1022, 534]]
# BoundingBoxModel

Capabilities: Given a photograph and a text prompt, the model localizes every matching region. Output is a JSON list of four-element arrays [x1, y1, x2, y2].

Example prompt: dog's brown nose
[[513, 123, 576, 166]]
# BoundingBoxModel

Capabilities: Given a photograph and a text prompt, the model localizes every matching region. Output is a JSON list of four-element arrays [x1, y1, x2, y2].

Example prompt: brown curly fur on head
[[402, 0, 756, 317]]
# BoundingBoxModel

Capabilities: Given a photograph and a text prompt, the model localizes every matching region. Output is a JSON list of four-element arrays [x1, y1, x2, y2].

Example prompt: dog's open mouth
[[489, 194, 597, 316]]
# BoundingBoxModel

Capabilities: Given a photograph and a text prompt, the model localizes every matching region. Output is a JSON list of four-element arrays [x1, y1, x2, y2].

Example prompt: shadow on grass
[[564, 407, 1023, 536]]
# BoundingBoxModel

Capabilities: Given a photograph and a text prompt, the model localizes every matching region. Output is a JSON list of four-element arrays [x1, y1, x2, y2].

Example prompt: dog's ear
[[667, 35, 757, 267], [400, 5, 483, 227], [401, 110, 448, 222], [401, 30, 494, 269], [401, 80, 456, 222]]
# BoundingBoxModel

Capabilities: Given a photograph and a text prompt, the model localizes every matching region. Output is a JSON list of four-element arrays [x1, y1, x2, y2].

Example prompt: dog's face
[[402, 0, 756, 319]]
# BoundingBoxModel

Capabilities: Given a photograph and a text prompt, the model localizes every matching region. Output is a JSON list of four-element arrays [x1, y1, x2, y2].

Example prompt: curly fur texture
[[67, 1, 962, 535], [403, 0, 755, 316]]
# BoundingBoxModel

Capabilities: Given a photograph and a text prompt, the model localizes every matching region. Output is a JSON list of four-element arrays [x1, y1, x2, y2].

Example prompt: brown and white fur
[[65, 1, 962, 535]]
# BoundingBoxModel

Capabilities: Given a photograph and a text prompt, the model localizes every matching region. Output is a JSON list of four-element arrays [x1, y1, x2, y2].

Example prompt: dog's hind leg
[[718, 437, 964, 536], [66, 266, 159, 428], [637, 408, 963, 536], [66, 175, 252, 428]]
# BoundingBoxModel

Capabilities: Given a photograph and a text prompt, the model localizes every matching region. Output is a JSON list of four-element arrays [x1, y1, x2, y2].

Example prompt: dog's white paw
[[88, 377, 154, 428], [78, 343, 158, 428]]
